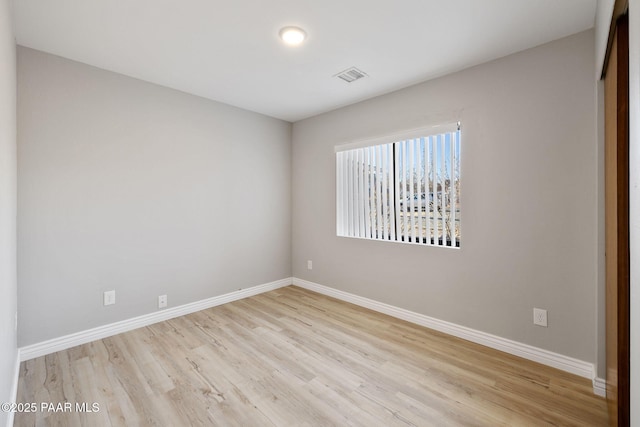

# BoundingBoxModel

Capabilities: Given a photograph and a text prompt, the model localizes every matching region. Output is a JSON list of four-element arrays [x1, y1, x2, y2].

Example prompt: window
[[336, 123, 461, 248]]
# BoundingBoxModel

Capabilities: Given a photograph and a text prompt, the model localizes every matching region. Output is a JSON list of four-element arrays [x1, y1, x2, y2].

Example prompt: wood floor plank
[[15, 286, 608, 426]]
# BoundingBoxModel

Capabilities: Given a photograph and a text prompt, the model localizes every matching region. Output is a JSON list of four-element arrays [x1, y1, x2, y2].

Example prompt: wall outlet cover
[[533, 308, 548, 327], [158, 294, 167, 309], [103, 290, 116, 306]]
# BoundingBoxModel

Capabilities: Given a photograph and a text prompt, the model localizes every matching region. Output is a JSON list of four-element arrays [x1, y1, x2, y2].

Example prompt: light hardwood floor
[[16, 286, 608, 426]]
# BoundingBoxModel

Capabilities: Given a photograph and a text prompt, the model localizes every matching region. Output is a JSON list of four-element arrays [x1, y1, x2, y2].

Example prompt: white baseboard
[[592, 377, 606, 397], [18, 276, 602, 397], [20, 278, 292, 361], [293, 278, 600, 393], [6, 349, 20, 427]]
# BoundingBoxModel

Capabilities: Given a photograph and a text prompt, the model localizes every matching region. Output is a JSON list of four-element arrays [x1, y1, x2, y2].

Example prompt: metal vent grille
[[335, 67, 367, 83]]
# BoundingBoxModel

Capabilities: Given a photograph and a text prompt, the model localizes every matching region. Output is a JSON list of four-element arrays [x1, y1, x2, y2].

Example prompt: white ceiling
[[13, 0, 597, 122]]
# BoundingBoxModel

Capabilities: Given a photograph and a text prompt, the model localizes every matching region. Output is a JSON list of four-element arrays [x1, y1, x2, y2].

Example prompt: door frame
[[603, 7, 630, 427]]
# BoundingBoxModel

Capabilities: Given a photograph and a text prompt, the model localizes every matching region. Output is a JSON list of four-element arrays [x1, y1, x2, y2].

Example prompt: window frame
[[335, 122, 461, 249]]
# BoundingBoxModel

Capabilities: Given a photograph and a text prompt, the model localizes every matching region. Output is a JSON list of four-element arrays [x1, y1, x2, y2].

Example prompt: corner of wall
[[626, 0, 640, 423], [595, 79, 607, 380], [6, 349, 20, 427], [0, 0, 18, 426]]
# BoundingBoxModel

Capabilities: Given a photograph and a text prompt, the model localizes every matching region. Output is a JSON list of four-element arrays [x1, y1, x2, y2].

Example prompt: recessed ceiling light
[[279, 26, 306, 46]]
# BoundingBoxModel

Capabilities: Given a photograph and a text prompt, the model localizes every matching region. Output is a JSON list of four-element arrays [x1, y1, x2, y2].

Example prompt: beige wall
[[17, 47, 292, 346], [292, 30, 598, 363], [0, 0, 17, 424]]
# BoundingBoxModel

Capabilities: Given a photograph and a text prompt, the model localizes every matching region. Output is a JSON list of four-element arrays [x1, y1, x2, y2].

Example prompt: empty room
[[1, 0, 638, 426]]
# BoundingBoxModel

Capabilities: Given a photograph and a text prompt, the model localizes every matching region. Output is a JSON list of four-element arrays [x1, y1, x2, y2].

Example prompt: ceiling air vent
[[334, 67, 367, 83]]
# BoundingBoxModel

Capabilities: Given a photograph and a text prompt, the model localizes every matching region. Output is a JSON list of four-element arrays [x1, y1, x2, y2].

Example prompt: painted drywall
[[628, 1, 639, 423], [595, 0, 615, 78], [596, 79, 606, 379], [292, 30, 598, 363], [593, 0, 616, 380], [594, 1, 611, 380], [0, 0, 17, 425], [17, 47, 292, 346]]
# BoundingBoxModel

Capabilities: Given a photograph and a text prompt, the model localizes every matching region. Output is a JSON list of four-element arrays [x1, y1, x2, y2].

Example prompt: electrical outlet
[[158, 295, 167, 309], [307, 260, 313, 270], [533, 308, 548, 327], [103, 290, 116, 306]]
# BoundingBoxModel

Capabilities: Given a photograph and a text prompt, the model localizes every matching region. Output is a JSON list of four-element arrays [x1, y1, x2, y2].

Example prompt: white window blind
[[336, 124, 461, 248]]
